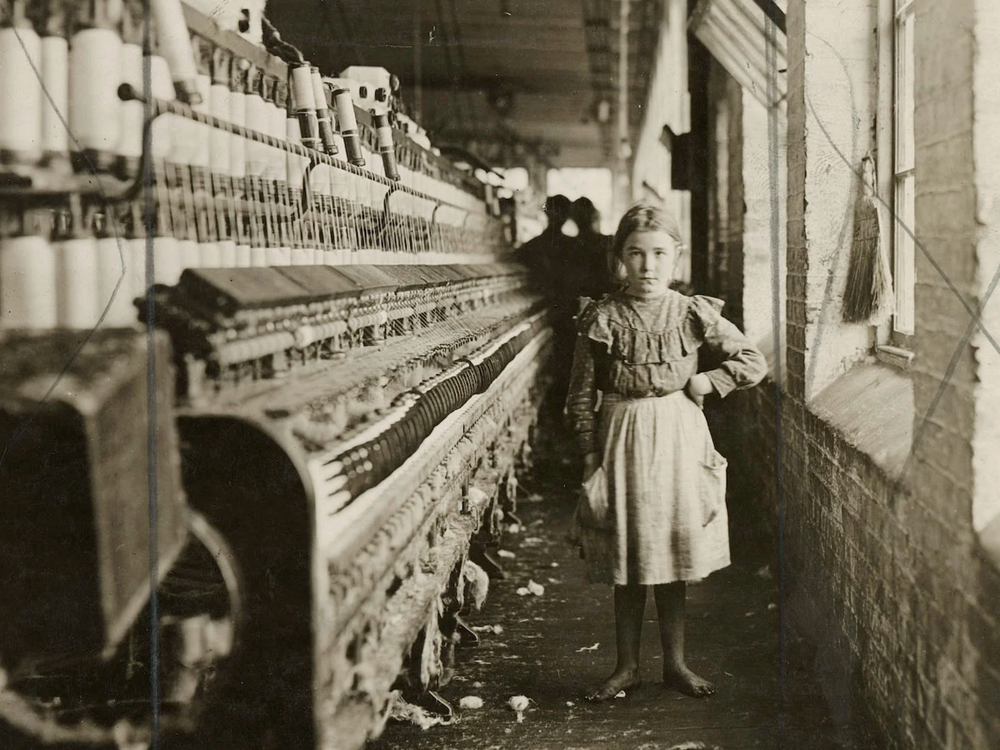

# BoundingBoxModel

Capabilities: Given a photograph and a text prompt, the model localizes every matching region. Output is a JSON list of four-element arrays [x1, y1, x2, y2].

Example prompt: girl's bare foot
[[663, 665, 715, 697], [585, 668, 642, 703]]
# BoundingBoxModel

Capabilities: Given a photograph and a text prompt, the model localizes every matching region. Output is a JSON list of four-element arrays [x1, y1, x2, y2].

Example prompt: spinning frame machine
[[0, 2, 552, 748]]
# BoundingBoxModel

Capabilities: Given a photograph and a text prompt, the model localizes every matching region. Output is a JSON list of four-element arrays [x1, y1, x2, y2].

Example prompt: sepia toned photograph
[[0, 0, 997, 748]]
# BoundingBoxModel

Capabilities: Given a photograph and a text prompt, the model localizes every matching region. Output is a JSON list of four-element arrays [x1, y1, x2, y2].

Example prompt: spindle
[[40, 0, 69, 170], [0, 1, 43, 166], [69, 0, 122, 173], [0, 211, 58, 328], [290, 62, 320, 151], [54, 200, 100, 328], [149, 0, 201, 104]]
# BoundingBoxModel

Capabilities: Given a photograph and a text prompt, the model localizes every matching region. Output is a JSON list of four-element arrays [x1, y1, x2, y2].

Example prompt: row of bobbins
[[331, 363, 479, 500], [0, 0, 494, 331]]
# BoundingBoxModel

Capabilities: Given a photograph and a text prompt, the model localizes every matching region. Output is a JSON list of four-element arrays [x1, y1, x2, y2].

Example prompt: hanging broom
[[843, 155, 894, 323]]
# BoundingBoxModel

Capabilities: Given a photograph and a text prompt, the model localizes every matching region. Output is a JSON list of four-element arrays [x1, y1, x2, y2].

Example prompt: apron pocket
[[577, 466, 612, 529], [699, 451, 728, 527]]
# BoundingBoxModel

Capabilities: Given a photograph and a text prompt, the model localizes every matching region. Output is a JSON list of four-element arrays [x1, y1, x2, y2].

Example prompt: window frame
[[891, 0, 916, 342]]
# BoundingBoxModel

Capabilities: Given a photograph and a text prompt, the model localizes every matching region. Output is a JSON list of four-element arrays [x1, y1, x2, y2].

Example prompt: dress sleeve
[[565, 305, 601, 456], [689, 296, 768, 398]]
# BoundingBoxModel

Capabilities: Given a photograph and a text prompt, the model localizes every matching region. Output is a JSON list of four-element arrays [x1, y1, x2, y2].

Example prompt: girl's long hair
[[607, 203, 684, 285]]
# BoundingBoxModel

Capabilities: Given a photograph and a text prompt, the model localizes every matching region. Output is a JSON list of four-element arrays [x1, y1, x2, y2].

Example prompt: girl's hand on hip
[[583, 452, 601, 482], [684, 373, 714, 408]]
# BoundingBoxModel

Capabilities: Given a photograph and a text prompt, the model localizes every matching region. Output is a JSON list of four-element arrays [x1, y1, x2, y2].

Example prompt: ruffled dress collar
[[578, 290, 725, 364]]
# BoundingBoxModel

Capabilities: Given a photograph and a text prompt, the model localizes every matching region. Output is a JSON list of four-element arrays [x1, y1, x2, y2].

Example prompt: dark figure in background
[[514, 194, 574, 284], [569, 197, 615, 300], [514, 196, 580, 416]]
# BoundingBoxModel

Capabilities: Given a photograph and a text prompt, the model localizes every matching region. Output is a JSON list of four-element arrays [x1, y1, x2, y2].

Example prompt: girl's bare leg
[[653, 582, 715, 697], [587, 584, 645, 701]]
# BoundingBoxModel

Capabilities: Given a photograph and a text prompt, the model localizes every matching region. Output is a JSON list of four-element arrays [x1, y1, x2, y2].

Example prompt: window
[[893, 0, 915, 334]]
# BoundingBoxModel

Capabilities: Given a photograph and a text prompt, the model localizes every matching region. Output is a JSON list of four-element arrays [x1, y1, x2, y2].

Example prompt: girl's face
[[620, 230, 679, 298]]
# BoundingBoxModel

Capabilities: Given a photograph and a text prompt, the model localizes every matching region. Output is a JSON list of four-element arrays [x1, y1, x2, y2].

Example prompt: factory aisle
[[370, 422, 862, 750]]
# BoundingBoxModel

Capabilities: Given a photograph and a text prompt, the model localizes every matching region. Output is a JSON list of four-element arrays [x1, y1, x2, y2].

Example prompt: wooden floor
[[370, 420, 862, 750]]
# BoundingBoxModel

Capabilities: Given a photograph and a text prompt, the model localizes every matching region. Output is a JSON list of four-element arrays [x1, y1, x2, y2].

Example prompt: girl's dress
[[566, 290, 767, 586]]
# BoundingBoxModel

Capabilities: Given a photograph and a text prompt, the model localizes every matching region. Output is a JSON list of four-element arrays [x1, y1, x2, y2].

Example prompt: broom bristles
[[843, 195, 882, 323], [869, 198, 895, 324]]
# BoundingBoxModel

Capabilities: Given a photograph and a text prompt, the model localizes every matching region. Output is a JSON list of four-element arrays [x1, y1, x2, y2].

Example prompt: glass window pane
[[903, 14, 915, 169], [895, 13, 915, 171], [894, 26, 904, 168], [894, 174, 915, 333]]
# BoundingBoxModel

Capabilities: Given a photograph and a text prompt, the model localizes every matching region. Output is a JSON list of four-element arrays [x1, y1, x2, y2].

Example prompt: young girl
[[566, 204, 767, 702]]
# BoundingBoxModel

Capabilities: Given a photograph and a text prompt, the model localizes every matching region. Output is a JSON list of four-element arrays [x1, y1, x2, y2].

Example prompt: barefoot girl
[[566, 204, 767, 702]]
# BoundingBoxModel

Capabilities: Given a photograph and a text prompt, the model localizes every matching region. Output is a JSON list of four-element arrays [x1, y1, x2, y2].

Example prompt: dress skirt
[[573, 391, 731, 586]]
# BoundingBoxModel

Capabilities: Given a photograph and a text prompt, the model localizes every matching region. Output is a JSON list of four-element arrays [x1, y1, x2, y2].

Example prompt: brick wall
[[724, 73, 745, 331], [702, 0, 1000, 747], [785, 0, 876, 402], [741, 92, 786, 357], [784, 0, 808, 401], [903, 0, 1000, 742], [731, 382, 1000, 749]]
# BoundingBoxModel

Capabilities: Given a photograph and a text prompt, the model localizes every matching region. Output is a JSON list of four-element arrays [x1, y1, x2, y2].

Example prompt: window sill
[[876, 344, 915, 371], [811, 362, 914, 479]]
